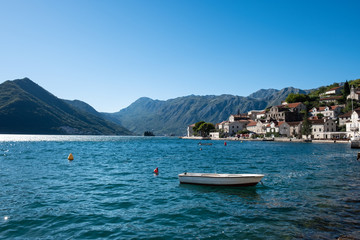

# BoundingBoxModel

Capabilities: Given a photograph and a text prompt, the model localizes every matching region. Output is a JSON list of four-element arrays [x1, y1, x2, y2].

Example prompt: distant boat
[[178, 173, 264, 187], [198, 142, 213, 146], [262, 138, 274, 141]]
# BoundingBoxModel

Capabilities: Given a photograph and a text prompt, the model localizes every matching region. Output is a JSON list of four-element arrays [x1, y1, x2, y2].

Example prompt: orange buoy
[[154, 167, 159, 175], [68, 153, 74, 161]]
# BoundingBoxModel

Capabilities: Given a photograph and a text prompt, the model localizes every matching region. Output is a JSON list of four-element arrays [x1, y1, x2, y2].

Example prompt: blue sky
[[0, 0, 359, 112]]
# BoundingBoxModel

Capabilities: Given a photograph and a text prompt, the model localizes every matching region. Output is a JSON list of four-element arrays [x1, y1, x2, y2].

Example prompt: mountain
[[251, 87, 312, 107], [248, 88, 279, 99], [63, 99, 102, 118], [0, 78, 132, 135], [106, 87, 309, 136]]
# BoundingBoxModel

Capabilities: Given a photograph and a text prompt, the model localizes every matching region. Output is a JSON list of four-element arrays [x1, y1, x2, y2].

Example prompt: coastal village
[[186, 83, 360, 142]]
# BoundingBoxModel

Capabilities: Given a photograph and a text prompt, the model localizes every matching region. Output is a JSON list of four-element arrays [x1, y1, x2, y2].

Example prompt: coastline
[[180, 136, 349, 144]]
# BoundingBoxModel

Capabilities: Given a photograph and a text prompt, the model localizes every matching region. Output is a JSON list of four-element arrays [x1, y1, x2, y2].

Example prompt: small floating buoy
[[68, 153, 74, 161], [154, 167, 159, 175], [224, 141, 227, 146]]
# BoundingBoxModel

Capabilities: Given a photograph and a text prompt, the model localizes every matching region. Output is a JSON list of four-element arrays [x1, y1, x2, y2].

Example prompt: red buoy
[[224, 141, 227, 146], [154, 167, 159, 175]]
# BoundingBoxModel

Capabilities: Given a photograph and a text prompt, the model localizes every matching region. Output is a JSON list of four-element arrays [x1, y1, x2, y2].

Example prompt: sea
[[0, 135, 359, 239]]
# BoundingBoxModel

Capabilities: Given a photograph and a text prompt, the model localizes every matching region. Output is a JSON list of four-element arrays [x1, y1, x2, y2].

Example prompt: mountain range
[[105, 87, 310, 136], [0, 78, 310, 136], [0, 78, 131, 135]]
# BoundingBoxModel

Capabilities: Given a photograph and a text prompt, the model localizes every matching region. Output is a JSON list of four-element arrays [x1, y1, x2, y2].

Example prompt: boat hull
[[178, 173, 264, 187]]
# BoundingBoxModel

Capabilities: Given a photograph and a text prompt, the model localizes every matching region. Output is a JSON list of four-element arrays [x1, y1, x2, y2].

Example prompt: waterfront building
[[265, 121, 291, 137], [217, 120, 249, 136], [287, 121, 302, 138], [246, 120, 266, 135], [266, 102, 306, 122], [310, 118, 337, 139]]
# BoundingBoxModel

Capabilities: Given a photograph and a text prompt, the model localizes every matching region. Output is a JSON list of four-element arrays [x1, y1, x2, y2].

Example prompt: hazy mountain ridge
[[0, 78, 132, 135], [106, 87, 308, 136]]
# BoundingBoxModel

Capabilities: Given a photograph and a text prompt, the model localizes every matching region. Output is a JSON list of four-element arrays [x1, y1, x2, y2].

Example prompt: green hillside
[[0, 78, 132, 135]]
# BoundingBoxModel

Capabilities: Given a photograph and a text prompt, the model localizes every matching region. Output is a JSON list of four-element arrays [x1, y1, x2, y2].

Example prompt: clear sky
[[0, 0, 359, 112]]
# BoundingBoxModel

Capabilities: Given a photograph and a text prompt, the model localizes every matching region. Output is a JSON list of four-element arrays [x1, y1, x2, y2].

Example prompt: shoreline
[[180, 136, 350, 144]]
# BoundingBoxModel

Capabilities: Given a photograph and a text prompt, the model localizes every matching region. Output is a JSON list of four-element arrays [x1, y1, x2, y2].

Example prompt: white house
[[319, 96, 342, 104], [265, 121, 291, 137], [310, 118, 337, 139], [309, 105, 344, 119], [246, 120, 266, 134], [278, 122, 291, 137], [266, 122, 279, 135], [345, 109, 360, 138], [288, 121, 302, 138], [217, 120, 249, 136], [339, 112, 351, 126], [248, 110, 265, 120], [209, 132, 220, 139], [320, 86, 343, 96], [229, 114, 249, 122]]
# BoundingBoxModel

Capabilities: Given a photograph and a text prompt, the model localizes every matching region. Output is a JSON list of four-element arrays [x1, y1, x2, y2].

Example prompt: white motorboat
[[178, 173, 264, 187]]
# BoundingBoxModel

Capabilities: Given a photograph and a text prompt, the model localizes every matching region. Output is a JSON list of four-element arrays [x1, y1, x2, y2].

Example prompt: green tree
[[301, 117, 312, 139], [285, 93, 308, 103], [316, 113, 324, 119], [193, 121, 205, 136], [198, 122, 215, 137], [237, 129, 251, 135], [344, 80, 350, 96], [193, 121, 214, 137]]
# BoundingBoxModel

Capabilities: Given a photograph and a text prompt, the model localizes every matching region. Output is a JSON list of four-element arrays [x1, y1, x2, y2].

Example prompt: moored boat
[[178, 173, 264, 187]]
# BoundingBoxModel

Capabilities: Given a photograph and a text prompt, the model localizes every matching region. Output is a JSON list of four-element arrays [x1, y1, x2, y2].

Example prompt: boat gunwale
[[178, 173, 264, 178]]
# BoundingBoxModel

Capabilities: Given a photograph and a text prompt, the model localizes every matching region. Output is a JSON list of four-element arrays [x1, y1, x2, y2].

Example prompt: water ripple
[[0, 136, 359, 239]]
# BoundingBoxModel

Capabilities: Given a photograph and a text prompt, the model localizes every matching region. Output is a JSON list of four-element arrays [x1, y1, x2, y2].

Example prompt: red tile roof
[[287, 121, 301, 126], [278, 121, 286, 126], [327, 86, 342, 91], [339, 108, 360, 118], [320, 96, 342, 100], [247, 121, 257, 127], [309, 119, 326, 125], [286, 102, 303, 108]]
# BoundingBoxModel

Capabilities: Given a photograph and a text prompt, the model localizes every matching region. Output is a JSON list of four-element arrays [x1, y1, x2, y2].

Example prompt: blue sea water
[[0, 135, 360, 239]]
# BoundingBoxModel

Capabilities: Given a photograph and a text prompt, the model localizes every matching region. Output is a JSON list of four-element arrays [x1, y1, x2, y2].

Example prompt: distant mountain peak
[[0, 78, 132, 135]]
